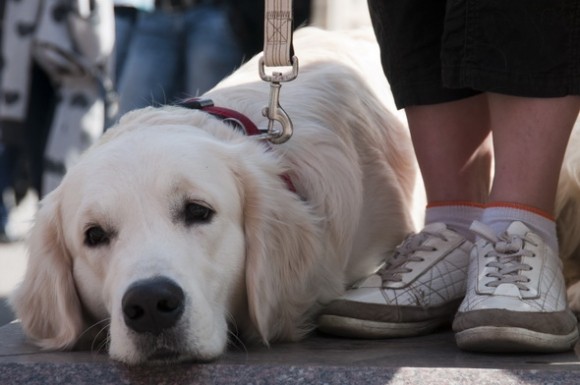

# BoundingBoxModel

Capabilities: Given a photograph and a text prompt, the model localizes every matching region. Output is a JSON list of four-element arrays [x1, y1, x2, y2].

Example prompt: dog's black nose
[[122, 277, 185, 335]]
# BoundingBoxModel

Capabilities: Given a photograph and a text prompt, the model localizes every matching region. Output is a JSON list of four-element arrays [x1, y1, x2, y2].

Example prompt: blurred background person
[[114, 0, 243, 117], [0, 0, 116, 238], [113, 0, 312, 119], [113, 0, 154, 85]]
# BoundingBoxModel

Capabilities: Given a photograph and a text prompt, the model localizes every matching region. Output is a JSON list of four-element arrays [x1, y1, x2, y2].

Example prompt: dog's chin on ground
[[73, 324, 224, 365], [74, 291, 233, 364], [112, 331, 219, 365], [86, 324, 250, 365], [106, 314, 231, 364], [74, 338, 223, 365], [91, 327, 229, 365]]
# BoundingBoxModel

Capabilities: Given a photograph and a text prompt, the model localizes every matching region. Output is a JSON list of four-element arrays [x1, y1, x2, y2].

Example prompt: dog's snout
[[122, 277, 185, 335]]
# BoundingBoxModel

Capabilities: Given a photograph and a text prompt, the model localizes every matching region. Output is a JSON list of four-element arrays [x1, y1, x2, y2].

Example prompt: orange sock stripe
[[427, 201, 485, 209], [485, 202, 555, 221]]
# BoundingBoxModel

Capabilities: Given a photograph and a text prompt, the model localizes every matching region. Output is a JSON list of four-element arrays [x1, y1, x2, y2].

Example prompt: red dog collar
[[178, 98, 297, 193], [178, 98, 262, 136]]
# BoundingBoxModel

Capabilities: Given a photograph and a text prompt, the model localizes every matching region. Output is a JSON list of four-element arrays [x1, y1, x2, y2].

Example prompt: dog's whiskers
[[94, 334, 111, 356], [225, 311, 248, 355], [81, 318, 111, 355], [77, 318, 108, 342], [92, 323, 112, 355]]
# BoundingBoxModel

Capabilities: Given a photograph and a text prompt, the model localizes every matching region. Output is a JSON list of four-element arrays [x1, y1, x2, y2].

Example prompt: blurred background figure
[[0, 1, 12, 242], [0, 0, 116, 238], [113, 0, 154, 85], [114, 0, 244, 117], [113, 0, 312, 119]]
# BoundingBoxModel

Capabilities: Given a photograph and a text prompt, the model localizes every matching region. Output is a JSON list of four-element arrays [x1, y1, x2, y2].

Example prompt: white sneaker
[[318, 223, 472, 338], [453, 221, 579, 352]]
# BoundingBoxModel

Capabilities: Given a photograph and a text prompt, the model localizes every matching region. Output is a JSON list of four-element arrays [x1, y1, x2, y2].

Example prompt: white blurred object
[[312, 0, 371, 30]]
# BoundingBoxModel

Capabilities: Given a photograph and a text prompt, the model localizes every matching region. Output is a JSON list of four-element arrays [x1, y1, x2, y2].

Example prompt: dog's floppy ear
[[10, 188, 85, 350], [238, 155, 325, 344]]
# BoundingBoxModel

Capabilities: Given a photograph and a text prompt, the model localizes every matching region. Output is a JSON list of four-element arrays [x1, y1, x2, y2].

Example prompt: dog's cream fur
[[10, 27, 418, 363]]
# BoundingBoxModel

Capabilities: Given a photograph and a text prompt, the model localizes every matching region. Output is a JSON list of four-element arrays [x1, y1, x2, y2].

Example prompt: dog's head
[[10, 107, 322, 364]]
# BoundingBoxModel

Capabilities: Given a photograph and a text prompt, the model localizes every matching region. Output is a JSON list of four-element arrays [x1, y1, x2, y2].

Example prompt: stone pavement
[[2, 197, 580, 384], [1, 321, 580, 385], [0, 191, 35, 328], [0, 242, 28, 327], [1, 238, 580, 384]]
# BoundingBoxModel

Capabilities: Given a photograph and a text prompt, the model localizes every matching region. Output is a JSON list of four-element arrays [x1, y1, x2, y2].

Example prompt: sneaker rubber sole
[[455, 326, 579, 353], [317, 314, 449, 339]]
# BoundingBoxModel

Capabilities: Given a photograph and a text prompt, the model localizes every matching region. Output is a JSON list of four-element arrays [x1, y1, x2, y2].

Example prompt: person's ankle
[[425, 201, 484, 241], [480, 202, 558, 252]]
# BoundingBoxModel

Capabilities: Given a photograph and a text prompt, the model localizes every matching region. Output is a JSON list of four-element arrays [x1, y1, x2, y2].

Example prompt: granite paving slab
[[1, 322, 580, 384]]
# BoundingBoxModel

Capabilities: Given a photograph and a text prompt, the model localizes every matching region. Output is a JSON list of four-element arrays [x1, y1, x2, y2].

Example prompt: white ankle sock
[[481, 203, 558, 252], [425, 202, 484, 241]]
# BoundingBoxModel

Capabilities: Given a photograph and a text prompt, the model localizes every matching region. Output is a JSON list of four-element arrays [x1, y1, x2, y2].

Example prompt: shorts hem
[[391, 82, 482, 109], [443, 67, 580, 98]]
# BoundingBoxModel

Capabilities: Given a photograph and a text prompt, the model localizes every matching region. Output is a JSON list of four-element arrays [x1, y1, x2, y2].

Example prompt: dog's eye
[[183, 202, 214, 225], [84, 225, 110, 247]]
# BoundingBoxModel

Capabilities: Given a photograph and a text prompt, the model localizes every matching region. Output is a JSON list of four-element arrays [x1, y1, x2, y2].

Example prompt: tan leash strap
[[263, 0, 294, 67], [259, 0, 298, 144]]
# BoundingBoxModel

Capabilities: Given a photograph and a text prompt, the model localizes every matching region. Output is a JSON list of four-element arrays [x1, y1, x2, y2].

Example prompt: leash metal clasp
[[259, 56, 299, 144]]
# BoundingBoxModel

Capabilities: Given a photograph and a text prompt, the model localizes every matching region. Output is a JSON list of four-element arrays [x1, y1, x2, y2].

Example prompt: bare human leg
[[488, 94, 580, 214], [454, 95, 580, 353], [405, 94, 493, 205]]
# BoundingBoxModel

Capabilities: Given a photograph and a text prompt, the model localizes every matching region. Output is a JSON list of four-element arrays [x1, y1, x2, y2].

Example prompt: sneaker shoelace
[[471, 221, 536, 291], [378, 228, 448, 283]]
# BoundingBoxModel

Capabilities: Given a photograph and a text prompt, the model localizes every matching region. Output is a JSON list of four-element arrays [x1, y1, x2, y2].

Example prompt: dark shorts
[[368, 0, 580, 109]]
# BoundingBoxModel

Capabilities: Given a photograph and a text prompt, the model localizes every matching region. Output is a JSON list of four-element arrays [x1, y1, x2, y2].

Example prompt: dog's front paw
[[567, 281, 580, 316]]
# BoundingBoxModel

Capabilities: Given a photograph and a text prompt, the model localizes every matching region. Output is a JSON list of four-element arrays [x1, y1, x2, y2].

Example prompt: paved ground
[[2, 318, 580, 384], [0, 192, 36, 327], [0, 242, 27, 327], [2, 193, 580, 384]]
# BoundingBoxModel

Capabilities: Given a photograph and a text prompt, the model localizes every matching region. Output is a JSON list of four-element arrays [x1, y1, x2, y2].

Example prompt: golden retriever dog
[[9, 27, 418, 364]]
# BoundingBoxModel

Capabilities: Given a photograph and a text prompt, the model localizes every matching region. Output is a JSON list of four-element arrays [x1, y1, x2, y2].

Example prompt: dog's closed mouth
[[147, 347, 182, 362]]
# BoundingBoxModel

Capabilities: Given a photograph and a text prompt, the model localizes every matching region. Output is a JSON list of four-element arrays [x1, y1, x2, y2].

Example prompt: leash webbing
[[259, 0, 298, 144], [263, 0, 294, 68]]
